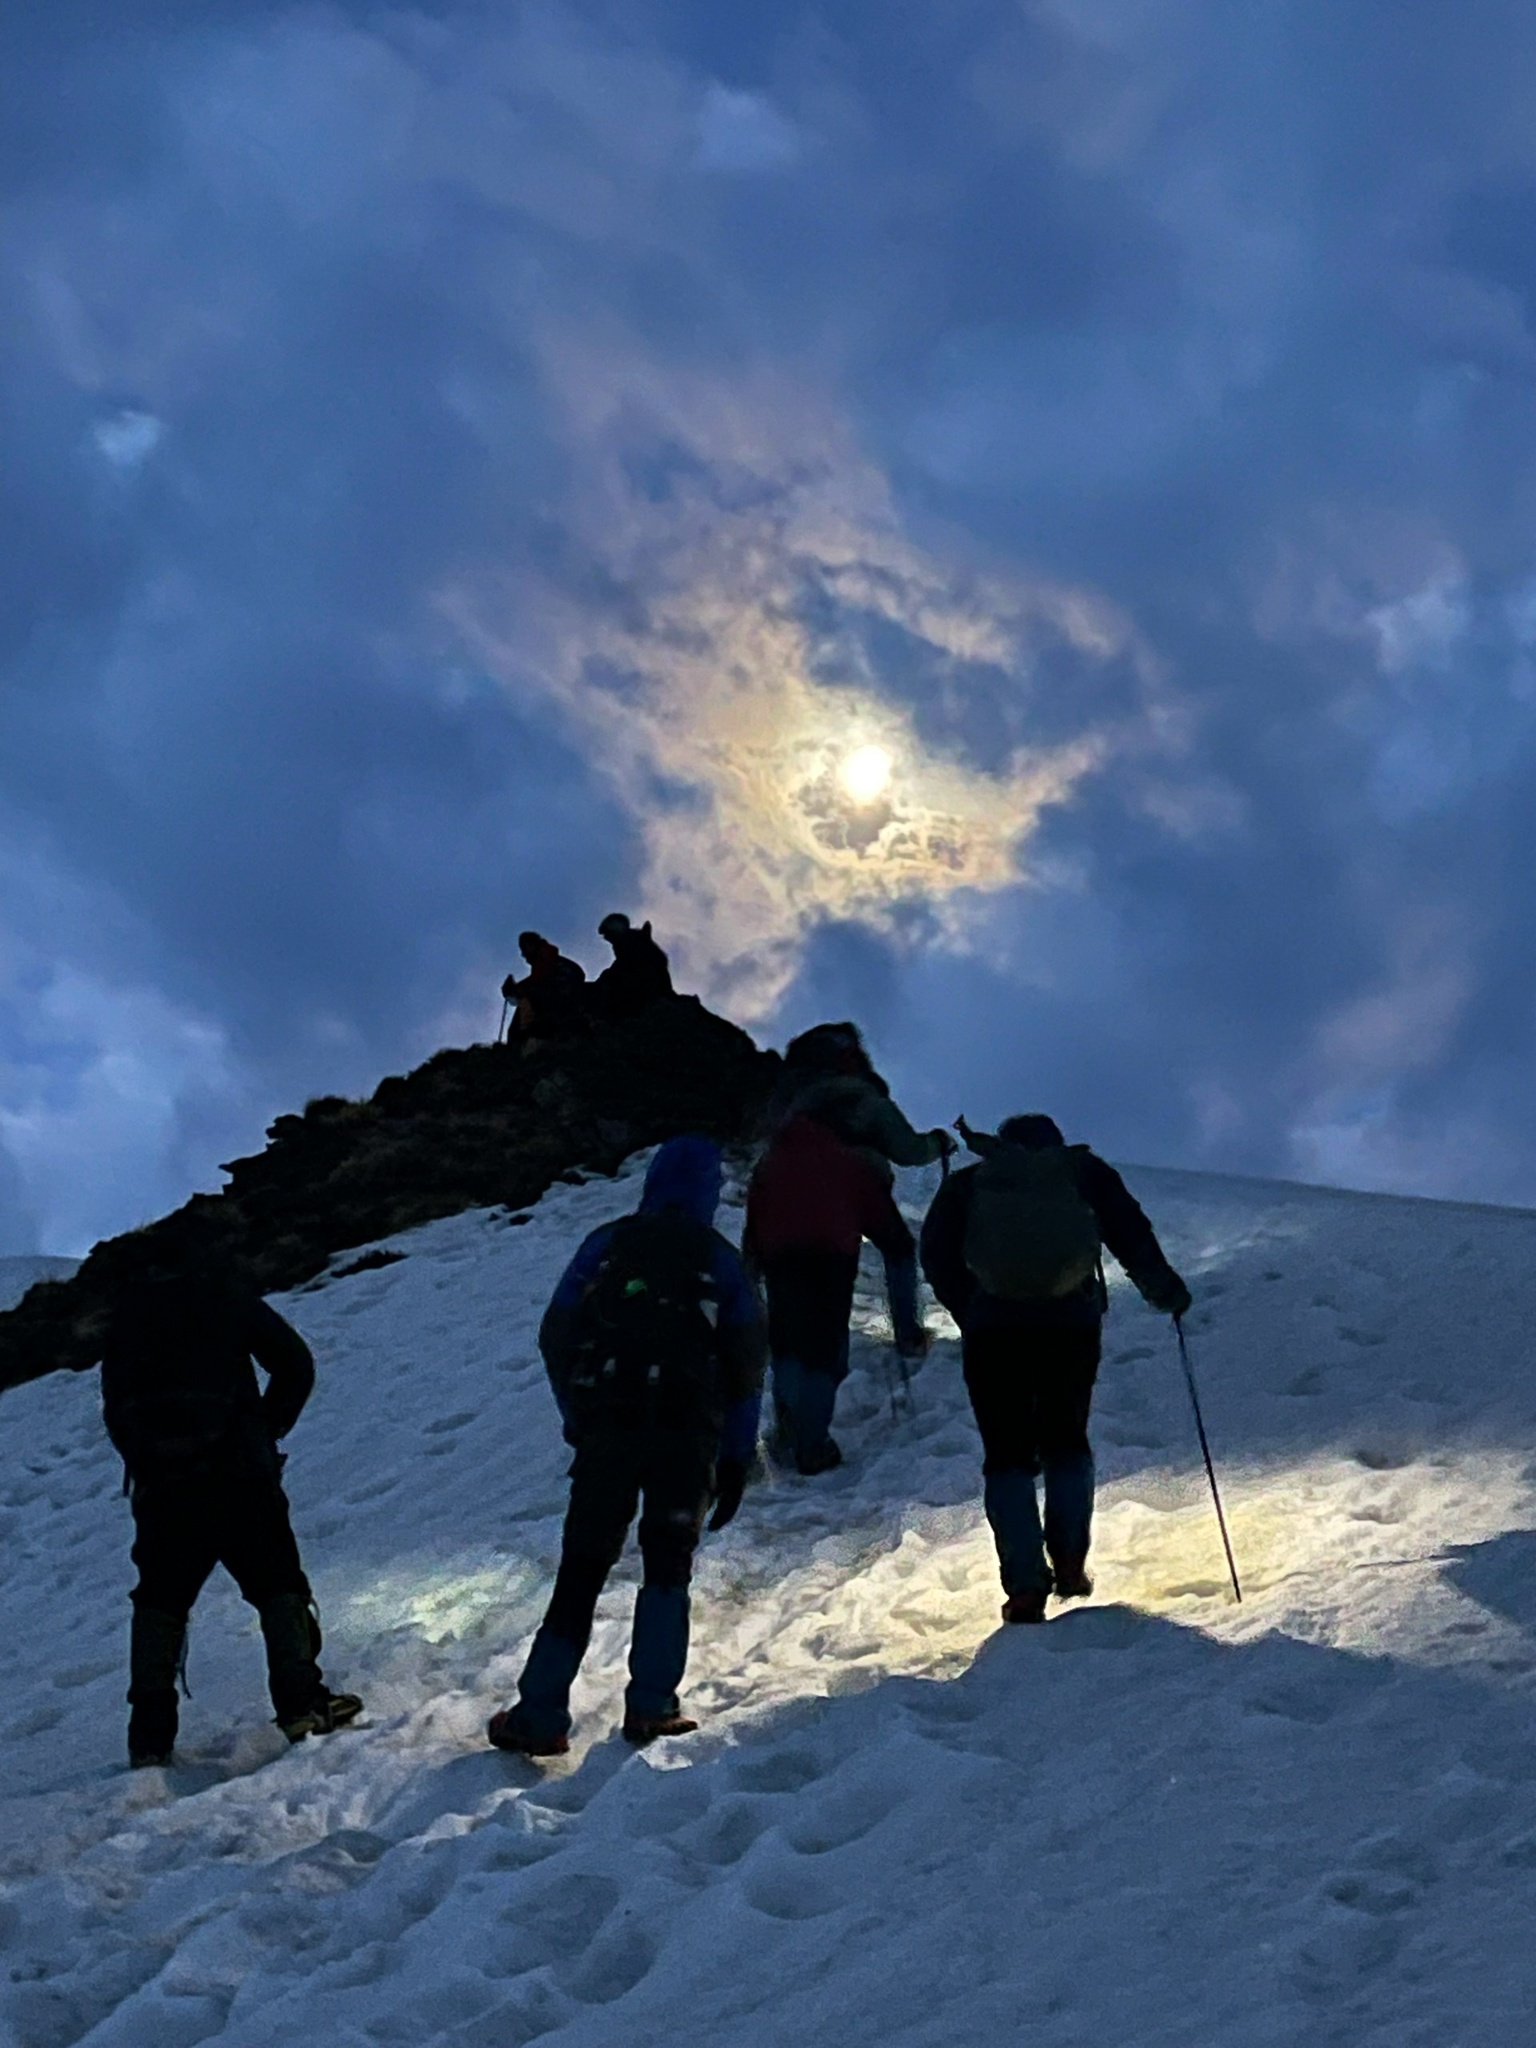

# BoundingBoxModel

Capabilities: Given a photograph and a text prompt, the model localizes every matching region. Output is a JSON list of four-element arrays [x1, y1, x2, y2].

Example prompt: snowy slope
[[0, 1258, 78, 1314], [4, 1158, 1536, 2046]]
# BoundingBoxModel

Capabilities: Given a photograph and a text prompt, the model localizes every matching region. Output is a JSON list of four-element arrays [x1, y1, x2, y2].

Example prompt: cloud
[[93, 408, 164, 471], [10, 0, 1536, 1245], [448, 355, 1164, 1013], [696, 84, 798, 175]]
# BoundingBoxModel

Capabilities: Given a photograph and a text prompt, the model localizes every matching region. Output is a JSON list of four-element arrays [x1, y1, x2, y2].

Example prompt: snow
[[0, 1258, 78, 1313], [4, 1157, 1536, 2045]]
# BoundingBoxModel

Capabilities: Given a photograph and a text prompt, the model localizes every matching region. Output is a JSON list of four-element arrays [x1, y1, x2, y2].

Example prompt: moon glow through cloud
[[839, 745, 895, 808]]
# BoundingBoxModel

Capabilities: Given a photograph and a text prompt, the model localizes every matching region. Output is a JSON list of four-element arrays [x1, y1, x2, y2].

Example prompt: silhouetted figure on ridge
[[591, 912, 674, 1020], [501, 931, 587, 1045]]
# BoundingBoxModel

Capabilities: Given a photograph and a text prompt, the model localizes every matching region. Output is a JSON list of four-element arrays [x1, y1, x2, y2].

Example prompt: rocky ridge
[[0, 996, 778, 1391]]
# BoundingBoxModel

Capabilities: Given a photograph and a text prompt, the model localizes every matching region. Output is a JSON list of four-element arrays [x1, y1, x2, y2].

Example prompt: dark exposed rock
[[0, 996, 779, 1392]]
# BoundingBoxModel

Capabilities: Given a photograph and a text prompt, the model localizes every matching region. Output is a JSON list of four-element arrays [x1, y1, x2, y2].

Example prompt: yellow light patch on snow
[[338, 1563, 532, 1646], [1100, 1446, 1536, 1672]]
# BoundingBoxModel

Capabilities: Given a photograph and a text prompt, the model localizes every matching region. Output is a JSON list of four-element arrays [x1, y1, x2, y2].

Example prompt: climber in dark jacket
[[501, 932, 587, 1042], [766, 1022, 952, 1371], [921, 1114, 1190, 1624], [744, 1114, 921, 1474], [591, 913, 674, 1019], [100, 1237, 362, 1766], [488, 1137, 765, 1756]]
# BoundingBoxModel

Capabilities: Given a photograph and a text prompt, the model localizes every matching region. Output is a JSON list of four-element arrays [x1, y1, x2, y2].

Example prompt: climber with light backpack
[[487, 1137, 765, 1756], [919, 1115, 1191, 1624]]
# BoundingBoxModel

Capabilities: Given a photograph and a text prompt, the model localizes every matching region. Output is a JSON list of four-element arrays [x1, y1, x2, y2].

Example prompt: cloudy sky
[[6, 0, 1536, 1253]]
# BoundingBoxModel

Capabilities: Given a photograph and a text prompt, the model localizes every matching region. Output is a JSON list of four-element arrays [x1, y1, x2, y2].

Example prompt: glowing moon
[[839, 743, 894, 806]]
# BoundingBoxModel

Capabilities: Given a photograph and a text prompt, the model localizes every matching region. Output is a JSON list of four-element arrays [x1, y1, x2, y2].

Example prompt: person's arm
[[246, 1298, 317, 1441], [99, 1346, 143, 1468], [709, 1239, 767, 1468], [1081, 1155, 1191, 1316], [537, 1224, 614, 1416], [860, 1092, 950, 1167], [739, 1180, 765, 1283], [919, 1172, 976, 1322]]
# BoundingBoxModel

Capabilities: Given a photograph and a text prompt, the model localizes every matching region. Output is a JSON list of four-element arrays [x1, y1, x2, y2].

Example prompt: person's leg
[[627, 1433, 714, 1734], [1036, 1326, 1101, 1595], [765, 1253, 857, 1474], [878, 1217, 927, 1357], [216, 1464, 357, 1736], [768, 1352, 802, 1455], [501, 1437, 638, 1747], [126, 1479, 218, 1763], [963, 1327, 1052, 1608]]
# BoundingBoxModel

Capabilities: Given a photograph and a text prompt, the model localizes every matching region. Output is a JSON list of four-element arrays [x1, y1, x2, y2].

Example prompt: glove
[[931, 1127, 958, 1158], [707, 1456, 748, 1532], [1153, 1272, 1193, 1320]]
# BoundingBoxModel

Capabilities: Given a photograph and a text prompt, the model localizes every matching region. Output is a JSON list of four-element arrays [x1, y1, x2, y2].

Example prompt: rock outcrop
[[0, 997, 779, 1391]]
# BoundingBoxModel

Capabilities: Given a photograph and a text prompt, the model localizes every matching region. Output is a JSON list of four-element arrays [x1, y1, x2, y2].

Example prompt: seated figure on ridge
[[99, 1225, 362, 1767], [500, 931, 587, 1044], [591, 912, 674, 1020], [744, 1110, 920, 1475], [487, 1136, 766, 1757], [921, 1114, 1191, 1625]]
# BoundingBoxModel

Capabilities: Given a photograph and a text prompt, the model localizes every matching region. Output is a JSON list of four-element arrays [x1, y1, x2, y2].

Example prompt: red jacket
[[745, 1116, 911, 1262]]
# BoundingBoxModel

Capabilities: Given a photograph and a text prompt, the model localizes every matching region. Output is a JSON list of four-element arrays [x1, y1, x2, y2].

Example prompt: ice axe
[[497, 996, 511, 1044], [1174, 1318, 1242, 1604]]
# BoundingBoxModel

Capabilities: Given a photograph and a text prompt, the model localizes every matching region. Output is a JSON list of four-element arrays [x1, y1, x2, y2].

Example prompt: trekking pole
[[894, 1347, 914, 1420], [1174, 1318, 1242, 1603], [497, 997, 510, 1044]]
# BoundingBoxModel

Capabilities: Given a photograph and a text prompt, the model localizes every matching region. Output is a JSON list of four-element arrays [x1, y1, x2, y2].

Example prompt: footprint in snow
[[482, 1871, 621, 1978], [685, 1798, 770, 1867], [784, 1778, 903, 1855], [344, 1475, 400, 1504], [745, 1863, 841, 1921], [730, 1747, 826, 1795]]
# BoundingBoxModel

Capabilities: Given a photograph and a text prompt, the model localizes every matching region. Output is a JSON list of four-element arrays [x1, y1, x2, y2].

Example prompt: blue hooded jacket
[[539, 1138, 766, 1461]]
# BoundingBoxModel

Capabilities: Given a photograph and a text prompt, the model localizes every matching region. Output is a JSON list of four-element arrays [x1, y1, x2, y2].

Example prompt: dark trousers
[[517, 1428, 715, 1737], [762, 1249, 858, 1466], [962, 1322, 1101, 1595], [127, 1460, 321, 1729]]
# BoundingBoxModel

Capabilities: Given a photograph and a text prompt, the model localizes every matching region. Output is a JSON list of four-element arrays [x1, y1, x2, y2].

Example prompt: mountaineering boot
[[1001, 1587, 1049, 1625], [796, 1438, 843, 1477], [491, 1626, 584, 1756], [259, 1591, 362, 1742], [281, 1690, 365, 1742], [487, 1709, 571, 1758], [1052, 1563, 1095, 1602], [127, 1605, 186, 1767], [622, 1712, 700, 1746]]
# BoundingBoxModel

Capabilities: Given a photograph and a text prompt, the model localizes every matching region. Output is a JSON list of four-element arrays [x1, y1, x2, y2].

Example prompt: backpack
[[962, 1145, 1102, 1301], [563, 1213, 724, 1435], [100, 1276, 271, 1476]]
